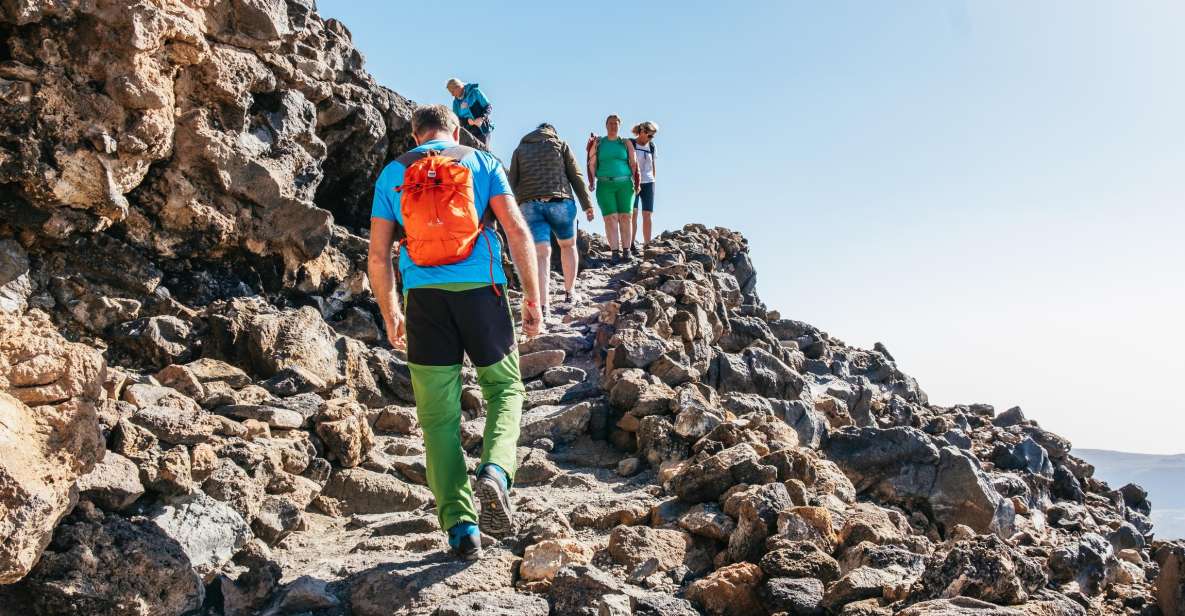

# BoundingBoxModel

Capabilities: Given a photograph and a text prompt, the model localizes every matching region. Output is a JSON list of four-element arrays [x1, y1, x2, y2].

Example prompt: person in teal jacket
[[447, 78, 494, 146]]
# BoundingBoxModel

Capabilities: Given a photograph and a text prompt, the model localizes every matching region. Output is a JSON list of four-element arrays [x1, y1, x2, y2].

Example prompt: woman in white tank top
[[629, 121, 659, 252]]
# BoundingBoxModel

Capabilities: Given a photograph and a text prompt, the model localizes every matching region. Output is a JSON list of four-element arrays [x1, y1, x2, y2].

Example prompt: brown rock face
[[0, 0, 415, 272], [0, 311, 105, 584]]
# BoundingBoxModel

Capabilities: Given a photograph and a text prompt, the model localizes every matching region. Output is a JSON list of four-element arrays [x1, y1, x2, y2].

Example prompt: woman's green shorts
[[595, 178, 634, 216]]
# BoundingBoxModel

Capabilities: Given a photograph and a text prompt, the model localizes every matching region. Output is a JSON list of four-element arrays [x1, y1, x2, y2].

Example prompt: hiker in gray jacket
[[508, 124, 595, 317]]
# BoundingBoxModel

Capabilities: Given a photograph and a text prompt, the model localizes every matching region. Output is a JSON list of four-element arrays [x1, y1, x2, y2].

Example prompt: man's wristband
[[524, 299, 539, 308]]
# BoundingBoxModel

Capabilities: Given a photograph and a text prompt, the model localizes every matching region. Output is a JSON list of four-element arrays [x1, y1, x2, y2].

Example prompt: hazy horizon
[[320, 0, 1185, 454]]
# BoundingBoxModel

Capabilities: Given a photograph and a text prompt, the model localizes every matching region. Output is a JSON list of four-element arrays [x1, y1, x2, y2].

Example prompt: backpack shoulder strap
[[397, 144, 476, 167], [439, 145, 476, 161], [396, 149, 430, 167]]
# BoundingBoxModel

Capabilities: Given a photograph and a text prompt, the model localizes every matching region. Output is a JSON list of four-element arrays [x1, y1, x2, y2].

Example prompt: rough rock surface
[[148, 493, 253, 582], [0, 1, 1169, 615], [0, 312, 105, 584], [18, 503, 204, 616]]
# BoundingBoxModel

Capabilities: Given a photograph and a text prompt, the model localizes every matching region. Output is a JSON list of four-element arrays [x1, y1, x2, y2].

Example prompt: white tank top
[[633, 141, 655, 183]]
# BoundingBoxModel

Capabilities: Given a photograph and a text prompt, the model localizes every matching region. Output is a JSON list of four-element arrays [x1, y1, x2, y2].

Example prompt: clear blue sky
[[319, 0, 1185, 454]]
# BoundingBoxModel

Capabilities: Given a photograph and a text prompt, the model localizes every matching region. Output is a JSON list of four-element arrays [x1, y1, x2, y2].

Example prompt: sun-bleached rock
[[0, 312, 105, 584]]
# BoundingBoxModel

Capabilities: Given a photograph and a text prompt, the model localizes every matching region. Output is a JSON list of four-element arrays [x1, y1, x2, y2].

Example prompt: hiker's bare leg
[[617, 214, 633, 252], [643, 211, 653, 245], [604, 214, 620, 251], [631, 207, 640, 246], [558, 237, 578, 294], [534, 241, 551, 308]]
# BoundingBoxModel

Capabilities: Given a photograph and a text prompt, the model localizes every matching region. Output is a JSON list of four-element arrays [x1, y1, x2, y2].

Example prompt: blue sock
[[479, 463, 510, 491], [447, 522, 479, 548]]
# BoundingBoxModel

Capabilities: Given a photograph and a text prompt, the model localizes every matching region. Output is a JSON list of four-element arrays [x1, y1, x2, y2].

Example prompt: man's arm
[[562, 143, 594, 215], [367, 218, 405, 349], [489, 194, 542, 336]]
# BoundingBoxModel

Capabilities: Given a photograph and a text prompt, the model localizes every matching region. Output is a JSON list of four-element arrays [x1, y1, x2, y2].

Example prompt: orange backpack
[[394, 146, 491, 266]]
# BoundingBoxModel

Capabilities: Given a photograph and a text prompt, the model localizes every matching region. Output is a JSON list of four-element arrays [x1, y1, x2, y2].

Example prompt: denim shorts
[[521, 198, 577, 242], [635, 182, 655, 212]]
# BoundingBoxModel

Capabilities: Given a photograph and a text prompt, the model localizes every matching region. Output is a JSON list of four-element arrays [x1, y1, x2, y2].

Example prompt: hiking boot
[[629, 244, 641, 258], [610, 250, 622, 265], [447, 522, 482, 560], [474, 463, 515, 537]]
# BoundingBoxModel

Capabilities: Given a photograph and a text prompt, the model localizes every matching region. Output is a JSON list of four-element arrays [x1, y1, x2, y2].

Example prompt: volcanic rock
[[0, 312, 105, 584]]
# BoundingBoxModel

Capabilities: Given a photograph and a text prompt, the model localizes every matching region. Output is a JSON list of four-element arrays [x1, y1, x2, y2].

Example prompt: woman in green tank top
[[587, 114, 640, 264]]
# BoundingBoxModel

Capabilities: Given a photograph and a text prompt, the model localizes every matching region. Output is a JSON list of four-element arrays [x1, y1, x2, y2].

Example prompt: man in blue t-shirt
[[368, 104, 542, 560]]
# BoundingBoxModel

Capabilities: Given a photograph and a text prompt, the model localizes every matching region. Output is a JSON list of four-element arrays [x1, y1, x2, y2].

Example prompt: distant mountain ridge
[[1078, 448, 1185, 539]]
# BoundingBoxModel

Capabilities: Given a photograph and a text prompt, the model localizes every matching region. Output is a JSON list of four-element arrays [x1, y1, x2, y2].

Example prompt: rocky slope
[[1, 1, 1183, 615]]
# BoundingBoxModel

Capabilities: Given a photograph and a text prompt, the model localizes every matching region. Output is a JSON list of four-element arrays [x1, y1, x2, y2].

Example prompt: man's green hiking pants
[[404, 283, 524, 532]]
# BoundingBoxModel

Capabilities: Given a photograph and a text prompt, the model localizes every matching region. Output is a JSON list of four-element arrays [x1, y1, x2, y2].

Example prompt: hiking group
[[367, 78, 661, 559]]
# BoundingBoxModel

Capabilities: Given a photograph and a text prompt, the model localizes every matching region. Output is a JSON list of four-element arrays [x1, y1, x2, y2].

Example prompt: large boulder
[[518, 401, 592, 444], [519, 349, 566, 380], [606, 327, 677, 370], [607, 525, 696, 573], [129, 403, 217, 446], [713, 347, 804, 400], [0, 312, 105, 584], [758, 577, 824, 616], [110, 316, 194, 368], [686, 562, 766, 616], [759, 542, 842, 584], [77, 451, 144, 511], [723, 394, 829, 449], [1047, 532, 1120, 596], [321, 468, 431, 515], [825, 427, 1014, 535], [726, 483, 795, 564], [19, 506, 205, 616], [248, 306, 344, 386], [148, 493, 253, 582], [992, 437, 1053, 477], [671, 443, 778, 503], [912, 535, 1047, 605], [315, 399, 376, 468]]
